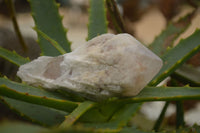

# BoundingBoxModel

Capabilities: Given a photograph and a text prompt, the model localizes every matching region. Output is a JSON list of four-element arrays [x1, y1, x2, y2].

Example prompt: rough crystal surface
[[17, 33, 163, 101]]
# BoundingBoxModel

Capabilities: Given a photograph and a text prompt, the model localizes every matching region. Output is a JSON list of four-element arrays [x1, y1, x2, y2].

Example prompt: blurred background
[[0, 0, 200, 130]]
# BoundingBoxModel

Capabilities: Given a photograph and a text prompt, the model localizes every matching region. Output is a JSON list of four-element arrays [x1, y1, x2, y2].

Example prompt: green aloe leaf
[[153, 102, 169, 131], [60, 101, 95, 128], [148, 11, 195, 56], [149, 29, 200, 86], [45, 125, 120, 133], [106, 0, 125, 33], [0, 47, 30, 66], [34, 28, 66, 55], [88, 0, 108, 40], [120, 126, 161, 133], [82, 103, 141, 129], [28, 0, 71, 56], [108, 103, 141, 128], [167, 125, 200, 133], [172, 64, 200, 86], [123, 86, 200, 102], [0, 78, 78, 112], [44, 125, 160, 133], [176, 101, 185, 128], [1, 118, 152, 133], [82, 86, 200, 128], [0, 97, 68, 126], [80, 124, 159, 133], [79, 101, 125, 123], [5, 0, 28, 52], [0, 77, 67, 99], [0, 121, 46, 133]]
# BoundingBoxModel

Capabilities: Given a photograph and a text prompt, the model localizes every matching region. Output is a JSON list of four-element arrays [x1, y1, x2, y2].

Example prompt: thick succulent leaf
[[0, 121, 46, 133], [109, 103, 141, 127], [153, 102, 169, 131], [78, 86, 200, 124], [150, 29, 200, 86], [79, 101, 139, 126], [45, 126, 120, 133], [123, 86, 200, 102], [45, 126, 160, 133], [172, 64, 200, 86], [82, 86, 200, 127], [5, 0, 28, 52], [77, 125, 159, 133], [28, 0, 71, 56], [60, 101, 95, 128], [0, 78, 78, 112], [0, 47, 30, 66], [175, 125, 200, 133], [87, 0, 108, 40], [176, 101, 184, 128], [34, 28, 66, 55], [106, 0, 125, 33], [0, 77, 66, 99], [78, 101, 125, 123], [82, 103, 141, 129], [148, 11, 195, 56], [0, 121, 161, 133], [0, 96, 68, 126], [165, 125, 200, 133], [120, 126, 161, 133]]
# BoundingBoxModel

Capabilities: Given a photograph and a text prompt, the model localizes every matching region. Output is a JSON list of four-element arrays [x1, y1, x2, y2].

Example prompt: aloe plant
[[0, 0, 200, 132]]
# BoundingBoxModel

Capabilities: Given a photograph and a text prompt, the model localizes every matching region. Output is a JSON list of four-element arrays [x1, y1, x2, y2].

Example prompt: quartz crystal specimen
[[17, 33, 163, 101]]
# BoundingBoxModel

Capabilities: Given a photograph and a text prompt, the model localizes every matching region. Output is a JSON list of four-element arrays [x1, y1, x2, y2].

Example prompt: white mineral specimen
[[17, 33, 163, 101]]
